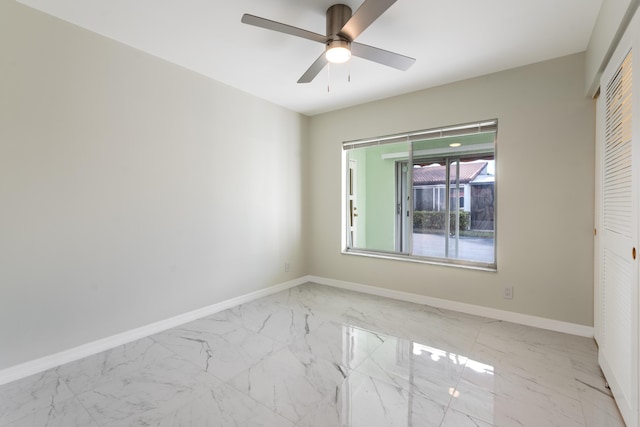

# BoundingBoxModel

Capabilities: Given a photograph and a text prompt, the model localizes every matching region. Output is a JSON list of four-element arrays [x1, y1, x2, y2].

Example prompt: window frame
[[341, 120, 498, 271]]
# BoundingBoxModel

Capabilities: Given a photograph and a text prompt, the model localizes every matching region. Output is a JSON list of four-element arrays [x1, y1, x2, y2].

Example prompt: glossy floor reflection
[[0, 283, 626, 426]]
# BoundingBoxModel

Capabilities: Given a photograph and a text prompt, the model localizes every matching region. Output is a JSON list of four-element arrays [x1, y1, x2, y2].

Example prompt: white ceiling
[[18, 0, 602, 116]]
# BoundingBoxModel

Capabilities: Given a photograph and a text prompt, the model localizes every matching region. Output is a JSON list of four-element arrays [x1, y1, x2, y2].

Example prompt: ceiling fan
[[241, 0, 416, 83]]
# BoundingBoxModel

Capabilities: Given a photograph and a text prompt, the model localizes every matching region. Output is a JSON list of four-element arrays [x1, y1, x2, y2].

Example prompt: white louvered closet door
[[596, 8, 640, 427]]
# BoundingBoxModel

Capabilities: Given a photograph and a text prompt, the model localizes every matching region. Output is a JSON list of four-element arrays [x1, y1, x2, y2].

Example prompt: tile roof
[[413, 162, 488, 185]]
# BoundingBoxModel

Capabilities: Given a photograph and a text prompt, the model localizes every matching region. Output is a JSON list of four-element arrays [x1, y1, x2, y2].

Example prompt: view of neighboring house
[[413, 161, 495, 231]]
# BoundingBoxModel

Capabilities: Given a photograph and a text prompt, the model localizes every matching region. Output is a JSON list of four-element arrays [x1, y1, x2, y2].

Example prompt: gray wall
[[0, 1, 307, 370], [307, 53, 596, 326]]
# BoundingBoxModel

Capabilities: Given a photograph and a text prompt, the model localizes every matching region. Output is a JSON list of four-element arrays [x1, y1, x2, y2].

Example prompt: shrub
[[413, 210, 470, 232]]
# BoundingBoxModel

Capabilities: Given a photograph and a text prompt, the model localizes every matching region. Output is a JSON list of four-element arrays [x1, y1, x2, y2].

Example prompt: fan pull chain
[[348, 59, 351, 83], [327, 63, 331, 93]]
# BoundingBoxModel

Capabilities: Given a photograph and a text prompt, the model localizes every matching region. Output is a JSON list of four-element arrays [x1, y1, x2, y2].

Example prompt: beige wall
[[308, 53, 595, 326], [0, 1, 307, 370], [0, 0, 601, 372]]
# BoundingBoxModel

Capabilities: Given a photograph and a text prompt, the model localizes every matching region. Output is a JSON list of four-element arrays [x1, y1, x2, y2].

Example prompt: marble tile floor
[[0, 283, 626, 427]]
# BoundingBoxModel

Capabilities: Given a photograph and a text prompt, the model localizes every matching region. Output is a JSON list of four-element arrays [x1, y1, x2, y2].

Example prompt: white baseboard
[[0, 274, 593, 386], [306, 275, 594, 338], [0, 276, 307, 386]]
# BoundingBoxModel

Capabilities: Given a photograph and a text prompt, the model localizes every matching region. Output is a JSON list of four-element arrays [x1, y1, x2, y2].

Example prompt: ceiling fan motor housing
[[327, 4, 352, 42]]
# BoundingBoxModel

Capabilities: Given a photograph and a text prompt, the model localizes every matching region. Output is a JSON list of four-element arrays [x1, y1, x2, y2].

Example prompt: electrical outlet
[[503, 286, 513, 300], [284, 263, 290, 273]]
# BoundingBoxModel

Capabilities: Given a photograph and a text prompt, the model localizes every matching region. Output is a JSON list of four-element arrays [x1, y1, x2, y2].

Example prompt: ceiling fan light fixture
[[326, 39, 351, 64]]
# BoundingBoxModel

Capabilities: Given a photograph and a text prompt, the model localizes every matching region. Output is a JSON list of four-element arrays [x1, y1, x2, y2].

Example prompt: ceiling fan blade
[[351, 42, 415, 71], [340, 0, 397, 41], [297, 52, 329, 83], [241, 14, 328, 44]]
